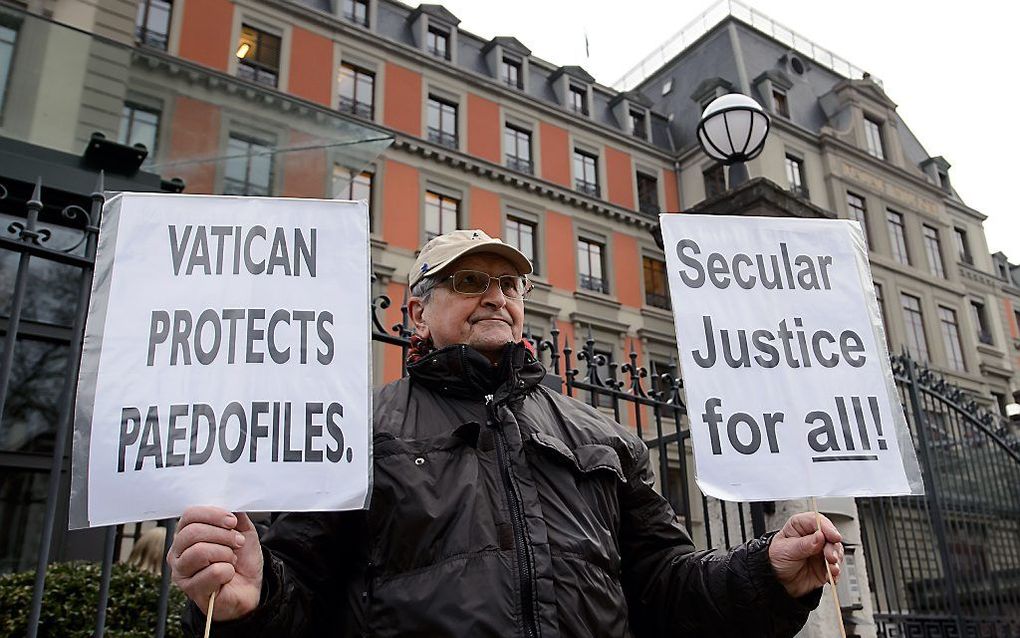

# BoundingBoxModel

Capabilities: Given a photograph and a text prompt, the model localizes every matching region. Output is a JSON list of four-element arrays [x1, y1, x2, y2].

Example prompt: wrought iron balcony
[[427, 127, 458, 149], [579, 274, 608, 294], [575, 180, 600, 198], [505, 156, 533, 174]]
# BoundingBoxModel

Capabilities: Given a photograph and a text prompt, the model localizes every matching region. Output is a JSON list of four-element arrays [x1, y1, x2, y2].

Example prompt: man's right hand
[[168, 506, 263, 622]]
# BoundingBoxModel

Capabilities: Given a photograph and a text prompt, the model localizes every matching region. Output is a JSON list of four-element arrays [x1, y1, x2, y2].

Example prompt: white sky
[[430, 0, 1019, 263]]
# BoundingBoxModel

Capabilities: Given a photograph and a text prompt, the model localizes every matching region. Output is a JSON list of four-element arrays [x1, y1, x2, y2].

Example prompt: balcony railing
[[237, 62, 278, 88], [579, 274, 608, 294], [135, 27, 168, 50], [338, 96, 373, 120], [645, 292, 671, 310], [639, 200, 660, 216], [427, 127, 458, 149], [978, 330, 994, 346], [506, 156, 533, 174], [575, 180, 600, 197]]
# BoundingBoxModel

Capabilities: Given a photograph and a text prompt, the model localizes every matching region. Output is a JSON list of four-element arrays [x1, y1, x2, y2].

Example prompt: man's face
[[409, 252, 526, 362]]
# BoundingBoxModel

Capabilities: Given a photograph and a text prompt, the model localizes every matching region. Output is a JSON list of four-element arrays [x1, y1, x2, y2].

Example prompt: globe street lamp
[[696, 93, 770, 188]]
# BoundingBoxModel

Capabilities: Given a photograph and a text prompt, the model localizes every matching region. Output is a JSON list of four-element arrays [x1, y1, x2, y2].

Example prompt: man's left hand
[[768, 512, 844, 599]]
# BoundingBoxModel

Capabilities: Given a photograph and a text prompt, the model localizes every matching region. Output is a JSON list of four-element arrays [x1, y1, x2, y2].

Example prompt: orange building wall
[[1006, 299, 1019, 339], [383, 63, 422, 136], [467, 94, 501, 164], [604, 146, 635, 210], [469, 187, 502, 237], [288, 27, 333, 106], [281, 131, 327, 198], [178, 0, 232, 71], [613, 232, 642, 308], [662, 166, 681, 211], [539, 123, 570, 187], [381, 160, 420, 250], [544, 211, 575, 290], [167, 96, 221, 194]]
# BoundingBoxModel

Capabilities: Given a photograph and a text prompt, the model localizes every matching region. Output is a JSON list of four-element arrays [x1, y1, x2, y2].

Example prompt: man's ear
[[408, 296, 430, 339]]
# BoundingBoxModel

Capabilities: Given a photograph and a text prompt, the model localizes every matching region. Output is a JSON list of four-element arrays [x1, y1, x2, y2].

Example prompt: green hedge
[[0, 561, 186, 638]]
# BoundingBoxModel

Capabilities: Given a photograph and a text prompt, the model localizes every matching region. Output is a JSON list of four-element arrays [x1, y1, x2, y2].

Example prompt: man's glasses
[[441, 270, 532, 300]]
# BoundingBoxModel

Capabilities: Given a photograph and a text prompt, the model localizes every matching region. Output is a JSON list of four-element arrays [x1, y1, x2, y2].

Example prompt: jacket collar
[[407, 342, 546, 400]]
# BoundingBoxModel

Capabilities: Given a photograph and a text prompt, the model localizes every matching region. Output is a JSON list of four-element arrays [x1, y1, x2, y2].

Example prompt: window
[[886, 210, 909, 265], [342, 0, 369, 27], [427, 26, 449, 60], [0, 23, 15, 115], [661, 78, 673, 96], [938, 307, 966, 371], [901, 294, 929, 362], [425, 191, 458, 239], [784, 155, 807, 198], [427, 96, 458, 148], [501, 57, 522, 89], [643, 256, 670, 309], [922, 225, 945, 278], [954, 227, 973, 265], [703, 164, 726, 198], [875, 282, 890, 348], [772, 89, 789, 117], [992, 392, 1008, 417], [333, 166, 373, 222], [338, 63, 374, 119], [1014, 309, 1020, 336], [505, 216, 537, 273], [504, 124, 532, 174], [637, 172, 659, 215], [236, 25, 281, 88], [846, 192, 868, 247], [630, 109, 647, 139], [971, 301, 993, 345], [224, 134, 273, 196], [578, 238, 607, 293], [573, 150, 599, 197], [135, 0, 172, 49], [864, 116, 885, 160], [118, 103, 160, 162], [569, 84, 588, 115]]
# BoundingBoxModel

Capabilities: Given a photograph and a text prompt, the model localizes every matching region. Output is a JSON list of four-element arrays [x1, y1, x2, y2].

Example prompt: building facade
[[1, 0, 1017, 635]]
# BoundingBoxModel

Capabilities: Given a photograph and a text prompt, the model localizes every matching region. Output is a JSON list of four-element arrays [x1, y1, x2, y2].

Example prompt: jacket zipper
[[487, 393, 539, 638]]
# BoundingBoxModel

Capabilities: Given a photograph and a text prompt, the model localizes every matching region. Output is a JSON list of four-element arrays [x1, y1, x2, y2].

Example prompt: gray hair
[[410, 274, 442, 304]]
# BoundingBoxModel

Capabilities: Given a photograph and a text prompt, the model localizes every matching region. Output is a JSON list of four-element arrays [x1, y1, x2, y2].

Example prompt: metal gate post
[[26, 174, 104, 638], [902, 355, 965, 635]]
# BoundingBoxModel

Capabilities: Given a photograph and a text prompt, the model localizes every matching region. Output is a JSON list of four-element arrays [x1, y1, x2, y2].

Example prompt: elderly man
[[172, 229, 843, 637]]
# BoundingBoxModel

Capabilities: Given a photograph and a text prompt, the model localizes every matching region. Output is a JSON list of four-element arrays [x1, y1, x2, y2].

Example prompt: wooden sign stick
[[811, 497, 847, 638], [203, 590, 217, 638]]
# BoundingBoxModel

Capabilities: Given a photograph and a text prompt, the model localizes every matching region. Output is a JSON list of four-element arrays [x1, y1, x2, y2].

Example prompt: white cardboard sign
[[70, 193, 372, 528], [660, 214, 923, 502]]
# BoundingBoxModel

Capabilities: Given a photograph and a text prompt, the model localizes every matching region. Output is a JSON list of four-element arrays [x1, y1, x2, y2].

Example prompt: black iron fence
[[1, 183, 1017, 636], [860, 355, 1020, 638]]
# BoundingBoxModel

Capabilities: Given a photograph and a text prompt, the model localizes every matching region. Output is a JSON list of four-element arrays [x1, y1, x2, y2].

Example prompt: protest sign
[[70, 193, 371, 529], [660, 213, 923, 502]]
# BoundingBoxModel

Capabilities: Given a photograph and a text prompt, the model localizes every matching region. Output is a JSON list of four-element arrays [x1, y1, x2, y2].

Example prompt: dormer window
[[342, 0, 368, 27], [864, 116, 885, 159], [630, 109, 647, 139], [501, 57, 522, 89], [938, 171, 951, 192], [427, 26, 449, 60], [772, 89, 789, 117], [569, 84, 588, 115]]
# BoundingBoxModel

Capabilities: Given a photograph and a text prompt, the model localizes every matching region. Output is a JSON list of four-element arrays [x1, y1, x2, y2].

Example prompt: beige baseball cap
[[409, 229, 533, 288]]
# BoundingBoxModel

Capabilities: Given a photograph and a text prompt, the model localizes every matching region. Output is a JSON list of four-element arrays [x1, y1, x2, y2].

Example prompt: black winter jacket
[[185, 342, 819, 637]]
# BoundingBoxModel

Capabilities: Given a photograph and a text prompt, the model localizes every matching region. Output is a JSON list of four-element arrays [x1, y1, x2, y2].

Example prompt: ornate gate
[[859, 354, 1020, 637]]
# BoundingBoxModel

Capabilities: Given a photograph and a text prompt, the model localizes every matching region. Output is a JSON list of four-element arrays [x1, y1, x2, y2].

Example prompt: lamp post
[[696, 93, 770, 189]]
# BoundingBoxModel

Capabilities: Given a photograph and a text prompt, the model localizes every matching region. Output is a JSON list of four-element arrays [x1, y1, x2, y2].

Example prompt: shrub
[[0, 561, 186, 638]]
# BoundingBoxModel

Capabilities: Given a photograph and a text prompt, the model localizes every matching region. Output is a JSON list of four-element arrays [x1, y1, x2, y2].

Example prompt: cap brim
[[412, 241, 533, 287]]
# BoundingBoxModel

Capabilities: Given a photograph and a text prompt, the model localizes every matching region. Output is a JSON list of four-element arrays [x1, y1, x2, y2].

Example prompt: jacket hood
[[407, 341, 546, 399]]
